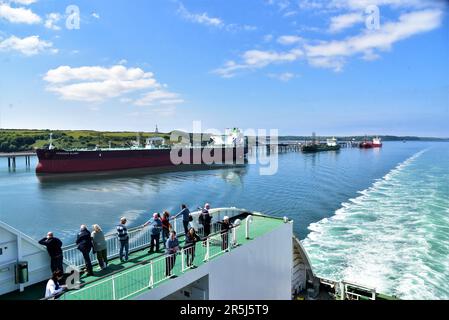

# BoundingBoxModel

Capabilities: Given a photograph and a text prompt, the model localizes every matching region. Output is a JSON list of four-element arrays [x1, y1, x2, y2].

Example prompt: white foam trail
[[302, 148, 449, 299]]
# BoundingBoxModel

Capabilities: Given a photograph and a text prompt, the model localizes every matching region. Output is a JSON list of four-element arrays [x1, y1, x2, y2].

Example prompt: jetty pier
[[0, 152, 35, 169]]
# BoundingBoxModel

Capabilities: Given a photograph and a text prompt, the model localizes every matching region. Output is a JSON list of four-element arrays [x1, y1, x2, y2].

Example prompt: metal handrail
[[53, 225, 242, 300]]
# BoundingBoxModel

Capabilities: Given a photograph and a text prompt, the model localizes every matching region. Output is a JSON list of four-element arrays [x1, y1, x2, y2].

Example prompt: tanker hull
[[36, 147, 247, 174]]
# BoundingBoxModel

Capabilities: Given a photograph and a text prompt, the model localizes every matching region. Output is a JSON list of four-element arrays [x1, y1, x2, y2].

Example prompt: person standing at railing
[[38, 232, 64, 274], [161, 211, 171, 249], [117, 217, 129, 262], [184, 228, 201, 268], [91, 224, 108, 270], [44, 270, 66, 299], [174, 204, 191, 235], [143, 213, 162, 254], [76, 225, 94, 276], [165, 231, 179, 278], [199, 203, 212, 245], [218, 216, 233, 251]]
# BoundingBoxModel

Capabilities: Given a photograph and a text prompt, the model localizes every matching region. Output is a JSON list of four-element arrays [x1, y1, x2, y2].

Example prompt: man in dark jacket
[[76, 225, 93, 276], [200, 203, 212, 239], [38, 232, 64, 273]]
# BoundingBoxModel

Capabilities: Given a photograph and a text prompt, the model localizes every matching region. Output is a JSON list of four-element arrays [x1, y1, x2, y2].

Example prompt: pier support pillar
[[8, 157, 11, 168]]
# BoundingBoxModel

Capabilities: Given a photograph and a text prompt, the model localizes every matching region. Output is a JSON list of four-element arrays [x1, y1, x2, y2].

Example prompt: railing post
[[181, 248, 185, 272], [245, 215, 253, 239], [173, 217, 177, 233], [112, 275, 116, 300], [149, 261, 154, 288], [232, 226, 237, 247], [205, 238, 210, 261]]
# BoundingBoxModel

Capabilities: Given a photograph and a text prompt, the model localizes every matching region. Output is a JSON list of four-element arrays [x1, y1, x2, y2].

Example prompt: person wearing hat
[[144, 213, 163, 254], [218, 216, 233, 251]]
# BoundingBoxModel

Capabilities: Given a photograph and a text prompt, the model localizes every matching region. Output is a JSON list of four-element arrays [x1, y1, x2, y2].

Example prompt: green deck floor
[[61, 215, 284, 300]]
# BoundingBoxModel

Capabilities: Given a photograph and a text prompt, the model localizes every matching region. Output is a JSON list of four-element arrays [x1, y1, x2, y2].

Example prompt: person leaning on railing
[[161, 211, 171, 249], [76, 225, 94, 276], [38, 232, 63, 274], [165, 231, 179, 278], [174, 204, 191, 235], [91, 224, 108, 270], [199, 203, 212, 245], [143, 213, 163, 254], [117, 217, 129, 262]]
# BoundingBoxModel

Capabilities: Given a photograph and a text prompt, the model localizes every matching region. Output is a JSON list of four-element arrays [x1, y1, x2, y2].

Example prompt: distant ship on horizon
[[359, 136, 383, 149]]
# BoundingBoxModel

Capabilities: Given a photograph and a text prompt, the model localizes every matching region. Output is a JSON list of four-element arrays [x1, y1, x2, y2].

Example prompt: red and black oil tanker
[[36, 131, 248, 174]]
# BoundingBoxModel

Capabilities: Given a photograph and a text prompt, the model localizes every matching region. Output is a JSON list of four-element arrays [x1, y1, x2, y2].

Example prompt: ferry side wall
[[136, 220, 293, 300]]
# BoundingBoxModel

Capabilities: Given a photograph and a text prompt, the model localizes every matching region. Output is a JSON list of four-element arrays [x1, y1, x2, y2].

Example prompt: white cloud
[[0, 2, 41, 24], [328, 12, 364, 33], [8, 0, 38, 5], [178, 3, 223, 27], [268, 72, 296, 82], [92, 12, 100, 19], [43, 65, 184, 111], [44, 12, 61, 30], [134, 90, 184, 107], [277, 35, 303, 45], [214, 48, 303, 78], [263, 34, 274, 42], [305, 9, 444, 71], [0, 35, 55, 55], [44, 65, 159, 102]]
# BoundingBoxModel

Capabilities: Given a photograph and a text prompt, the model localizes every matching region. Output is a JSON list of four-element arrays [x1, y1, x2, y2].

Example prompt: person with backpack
[[38, 232, 64, 274], [143, 213, 163, 254], [117, 217, 129, 262], [76, 225, 94, 276]]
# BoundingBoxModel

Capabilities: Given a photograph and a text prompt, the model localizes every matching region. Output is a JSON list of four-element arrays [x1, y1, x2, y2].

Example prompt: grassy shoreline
[[1, 129, 448, 153]]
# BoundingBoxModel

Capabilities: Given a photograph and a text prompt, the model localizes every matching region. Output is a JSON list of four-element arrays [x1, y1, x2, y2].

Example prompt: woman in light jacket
[[91, 224, 108, 270]]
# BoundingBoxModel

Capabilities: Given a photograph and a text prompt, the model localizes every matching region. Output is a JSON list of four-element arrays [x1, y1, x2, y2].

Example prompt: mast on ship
[[48, 133, 55, 150]]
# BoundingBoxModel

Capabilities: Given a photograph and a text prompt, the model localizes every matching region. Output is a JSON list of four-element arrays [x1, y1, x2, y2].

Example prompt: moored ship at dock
[[36, 129, 248, 174], [359, 136, 383, 149], [301, 136, 341, 153]]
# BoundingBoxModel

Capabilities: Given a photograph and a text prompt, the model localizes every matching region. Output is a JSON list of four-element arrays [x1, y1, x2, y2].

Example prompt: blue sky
[[0, 0, 448, 136]]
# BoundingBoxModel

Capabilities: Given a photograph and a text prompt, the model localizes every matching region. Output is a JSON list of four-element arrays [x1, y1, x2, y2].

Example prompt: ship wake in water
[[302, 147, 449, 299]]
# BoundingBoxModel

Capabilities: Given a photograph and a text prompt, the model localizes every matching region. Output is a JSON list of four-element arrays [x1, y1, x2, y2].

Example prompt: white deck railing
[[60, 225, 242, 300], [62, 208, 246, 270]]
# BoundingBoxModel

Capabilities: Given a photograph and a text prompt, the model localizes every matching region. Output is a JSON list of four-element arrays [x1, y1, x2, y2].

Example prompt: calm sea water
[[1, 141, 448, 299]]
